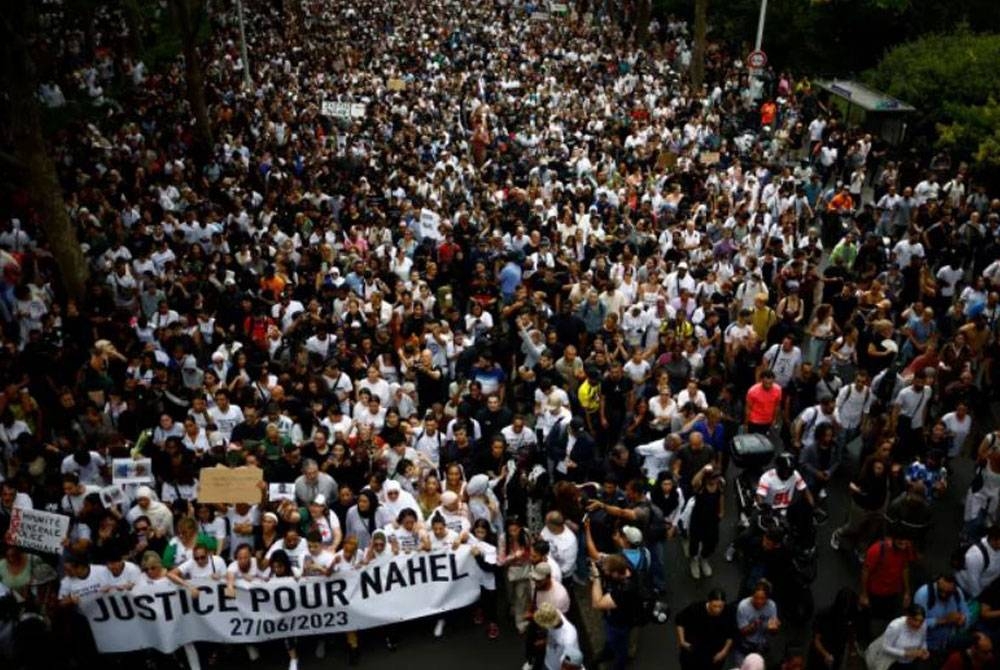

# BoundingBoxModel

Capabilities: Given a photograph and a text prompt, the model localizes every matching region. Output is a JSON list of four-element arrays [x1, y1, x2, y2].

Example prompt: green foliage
[[866, 33, 1000, 184], [865, 32, 1000, 112], [936, 98, 1000, 168], [653, 0, 1000, 75]]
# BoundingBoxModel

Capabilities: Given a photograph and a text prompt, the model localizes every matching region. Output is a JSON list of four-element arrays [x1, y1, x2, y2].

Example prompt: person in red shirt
[[745, 370, 783, 435], [760, 100, 777, 128], [859, 533, 915, 641]]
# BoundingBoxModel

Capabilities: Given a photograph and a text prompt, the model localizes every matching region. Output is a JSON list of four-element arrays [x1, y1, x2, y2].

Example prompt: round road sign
[[747, 50, 767, 69]]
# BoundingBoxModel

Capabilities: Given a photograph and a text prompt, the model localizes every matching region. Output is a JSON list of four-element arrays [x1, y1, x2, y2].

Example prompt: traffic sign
[[747, 50, 767, 69]]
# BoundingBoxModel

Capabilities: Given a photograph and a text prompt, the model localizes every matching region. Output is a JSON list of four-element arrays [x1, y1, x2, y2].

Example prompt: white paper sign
[[321, 101, 367, 119], [5, 507, 70, 554], [268, 483, 296, 502], [112, 458, 153, 484], [81, 548, 482, 653]]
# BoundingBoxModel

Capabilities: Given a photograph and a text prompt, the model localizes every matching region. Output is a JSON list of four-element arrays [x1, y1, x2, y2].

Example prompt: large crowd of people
[[1, 0, 1000, 669]]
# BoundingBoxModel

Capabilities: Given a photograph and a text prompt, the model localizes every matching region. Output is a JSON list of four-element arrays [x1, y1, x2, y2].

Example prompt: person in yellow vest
[[751, 293, 777, 344], [578, 367, 602, 433]]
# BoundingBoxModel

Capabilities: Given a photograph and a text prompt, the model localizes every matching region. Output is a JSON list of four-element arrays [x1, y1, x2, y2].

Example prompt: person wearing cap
[[531, 602, 582, 670], [589, 553, 639, 669]]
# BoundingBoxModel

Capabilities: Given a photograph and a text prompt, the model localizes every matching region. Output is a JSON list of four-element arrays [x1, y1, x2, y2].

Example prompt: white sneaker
[[690, 558, 701, 579], [316, 639, 326, 658], [522, 663, 534, 670], [830, 530, 842, 551], [700, 558, 713, 577], [247, 645, 260, 662], [289, 659, 298, 670], [434, 617, 445, 638], [819, 488, 828, 500], [725, 544, 736, 562]]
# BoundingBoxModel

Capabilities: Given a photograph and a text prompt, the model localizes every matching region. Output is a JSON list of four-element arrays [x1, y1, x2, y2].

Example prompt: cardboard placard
[[5, 507, 70, 554], [699, 151, 721, 166], [387, 78, 406, 92], [112, 458, 153, 484], [197, 466, 262, 504]]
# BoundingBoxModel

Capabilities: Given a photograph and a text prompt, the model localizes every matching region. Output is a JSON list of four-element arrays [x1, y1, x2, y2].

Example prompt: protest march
[[1, 0, 1000, 670]]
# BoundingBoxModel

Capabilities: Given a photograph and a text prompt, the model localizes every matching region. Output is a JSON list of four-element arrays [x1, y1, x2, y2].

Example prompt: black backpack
[[626, 548, 666, 626]]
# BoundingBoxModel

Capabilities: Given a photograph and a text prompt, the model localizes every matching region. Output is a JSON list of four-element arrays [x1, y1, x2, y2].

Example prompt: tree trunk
[[635, 0, 651, 46], [171, 0, 213, 162], [690, 0, 709, 89], [0, 8, 89, 301], [122, 0, 145, 56]]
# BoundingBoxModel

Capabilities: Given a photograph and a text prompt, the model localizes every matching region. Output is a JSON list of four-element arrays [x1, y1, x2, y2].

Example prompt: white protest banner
[[5, 507, 70, 554], [80, 548, 482, 653], [112, 457, 153, 485], [350, 102, 366, 118]]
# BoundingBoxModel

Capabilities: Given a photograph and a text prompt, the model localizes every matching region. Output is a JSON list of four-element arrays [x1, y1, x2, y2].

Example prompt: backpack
[[645, 501, 668, 543], [951, 540, 990, 574], [625, 548, 664, 626]]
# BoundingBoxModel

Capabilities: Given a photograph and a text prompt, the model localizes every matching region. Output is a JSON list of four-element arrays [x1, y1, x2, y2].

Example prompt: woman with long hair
[[498, 515, 532, 634]]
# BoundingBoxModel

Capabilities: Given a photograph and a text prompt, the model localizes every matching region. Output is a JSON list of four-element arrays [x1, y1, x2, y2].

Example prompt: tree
[[866, 32, 1000, 187], [690, 0, 708, 88], [0, 5, 89, 301], [169, 0, 213, 162]]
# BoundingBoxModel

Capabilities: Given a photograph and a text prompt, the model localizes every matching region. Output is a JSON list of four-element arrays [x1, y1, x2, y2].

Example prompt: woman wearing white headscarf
[[125, 485, 174, 538], [466, 474, 502, 534], [380, 479, 425, 524]]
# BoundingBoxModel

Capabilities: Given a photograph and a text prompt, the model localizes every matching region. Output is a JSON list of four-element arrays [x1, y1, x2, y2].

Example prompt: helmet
[[774, 453, 796, 481]]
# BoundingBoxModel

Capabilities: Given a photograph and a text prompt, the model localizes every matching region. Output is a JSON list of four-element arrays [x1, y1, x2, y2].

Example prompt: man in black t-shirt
[[676, 589, 736, 670], [599, 361, 634, 452]]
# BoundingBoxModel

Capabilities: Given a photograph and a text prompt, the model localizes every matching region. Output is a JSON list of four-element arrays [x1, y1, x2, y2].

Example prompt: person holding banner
[[427, 512, 463, 638], [226, 543, 268, 661], [134, 550, 204, 670]]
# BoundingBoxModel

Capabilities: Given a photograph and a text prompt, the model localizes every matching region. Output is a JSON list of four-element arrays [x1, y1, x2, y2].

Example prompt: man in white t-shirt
[[265, 528, 310, 570], [60, 450, 107, 485], [208, 391, 244, 442], [302, 532, 337, 577], [59, 555, 110, 605], [761, 336, 803, 389], [756, 454, 813, 510], [539, 511, 578, 581]]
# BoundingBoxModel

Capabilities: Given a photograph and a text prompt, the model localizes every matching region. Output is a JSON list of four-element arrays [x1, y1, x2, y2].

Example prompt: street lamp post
[[754, 0, 768, 51], [236, 0, 252, 90]]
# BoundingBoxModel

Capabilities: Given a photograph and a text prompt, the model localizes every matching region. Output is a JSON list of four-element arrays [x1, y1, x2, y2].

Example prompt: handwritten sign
[[112, 458, 153, 485], [198, 466, 262, 504], [321, 101, 367, 120], [699, 151, 721, 166], [5, 507, 70, 554]]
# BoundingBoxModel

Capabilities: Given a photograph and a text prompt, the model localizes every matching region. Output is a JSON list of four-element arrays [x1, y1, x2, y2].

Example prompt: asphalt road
[[199, 427, 976, 670]]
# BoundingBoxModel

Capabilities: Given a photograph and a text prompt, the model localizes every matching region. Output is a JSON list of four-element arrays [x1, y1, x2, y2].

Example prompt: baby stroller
[[731, 432, 776, 528]]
